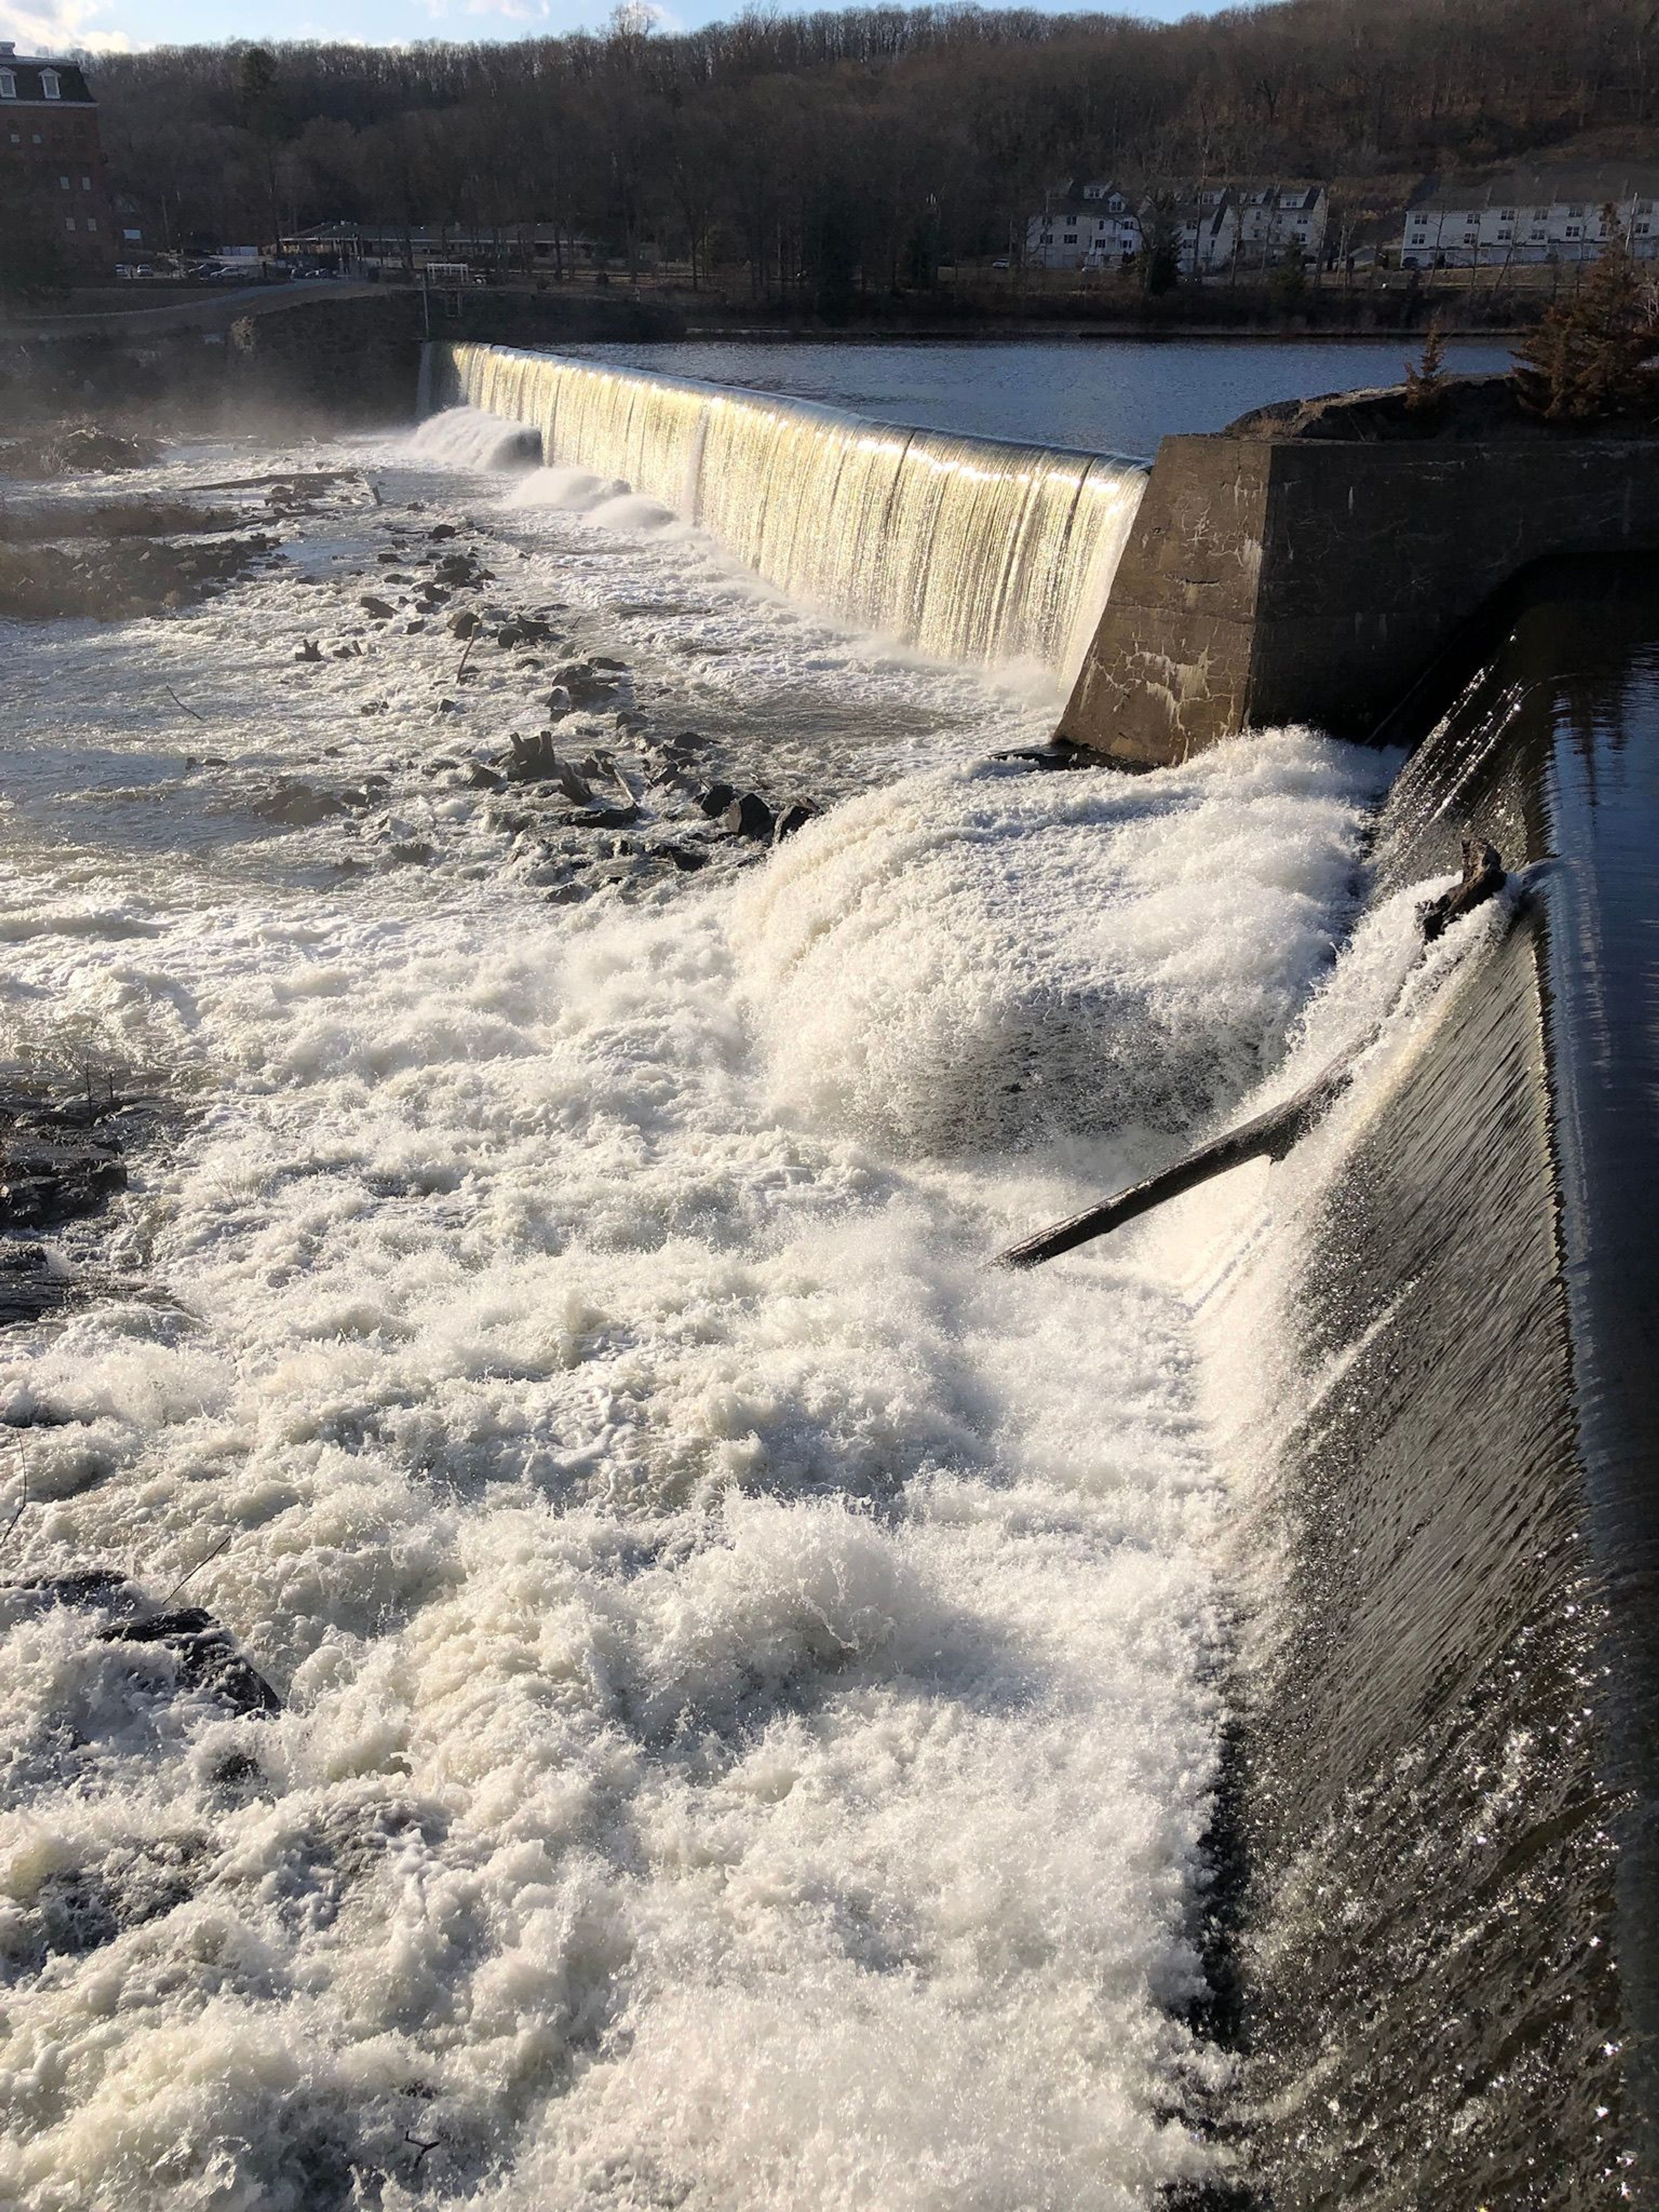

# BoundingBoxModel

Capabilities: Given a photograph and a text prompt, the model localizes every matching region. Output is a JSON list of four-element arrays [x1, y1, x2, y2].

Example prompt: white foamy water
[[428, 350, 1148, 682], [0, 426, 1393, 2211]]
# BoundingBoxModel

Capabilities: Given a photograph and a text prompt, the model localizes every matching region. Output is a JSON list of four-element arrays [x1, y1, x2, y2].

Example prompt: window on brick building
[[41, 69, 60, 97], [0, 68, 14, 97], [64, 216, 76, 232]]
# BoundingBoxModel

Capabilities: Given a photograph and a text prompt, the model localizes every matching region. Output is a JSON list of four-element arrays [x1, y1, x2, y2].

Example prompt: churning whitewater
[[0, 421, 1391, 2211]]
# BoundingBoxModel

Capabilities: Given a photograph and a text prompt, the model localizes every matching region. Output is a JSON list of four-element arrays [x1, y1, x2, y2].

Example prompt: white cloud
[[0, 0, 131, 51]]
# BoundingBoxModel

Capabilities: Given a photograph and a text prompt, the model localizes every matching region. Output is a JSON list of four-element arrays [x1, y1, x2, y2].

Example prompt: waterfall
[[426, 341, 1147, 683]]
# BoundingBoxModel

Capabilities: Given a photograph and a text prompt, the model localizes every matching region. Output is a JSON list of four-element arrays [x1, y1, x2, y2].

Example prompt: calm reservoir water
[[564, 337, 1515, 458]]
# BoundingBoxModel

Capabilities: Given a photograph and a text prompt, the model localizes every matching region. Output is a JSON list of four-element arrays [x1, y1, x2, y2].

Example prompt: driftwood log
[[996, 841, 1509, 1271], [995, 1057, 1357, 1270], [1421, 838, 1506, 941]]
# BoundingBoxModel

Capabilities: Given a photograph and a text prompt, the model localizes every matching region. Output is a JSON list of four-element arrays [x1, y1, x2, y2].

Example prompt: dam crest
[[426, 340, 1148, 682]]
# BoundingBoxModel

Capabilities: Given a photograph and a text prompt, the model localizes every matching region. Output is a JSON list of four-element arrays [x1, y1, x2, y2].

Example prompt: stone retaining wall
[[1061, 433, 1659, 761]]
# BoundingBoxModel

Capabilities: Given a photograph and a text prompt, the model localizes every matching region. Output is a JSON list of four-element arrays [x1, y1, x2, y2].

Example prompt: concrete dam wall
[[1206, 556, 1659, 2201], [1059, 420, 1659, 765]]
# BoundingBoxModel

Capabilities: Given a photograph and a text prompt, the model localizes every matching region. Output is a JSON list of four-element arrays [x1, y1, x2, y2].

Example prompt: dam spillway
[[425, 341, 1148, 682], [1188, 554, 1659, 2204], [5, 379, 1659, 2205]]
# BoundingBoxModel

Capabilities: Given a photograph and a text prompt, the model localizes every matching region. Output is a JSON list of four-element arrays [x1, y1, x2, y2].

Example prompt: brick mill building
[[0, 43, 116, 280]]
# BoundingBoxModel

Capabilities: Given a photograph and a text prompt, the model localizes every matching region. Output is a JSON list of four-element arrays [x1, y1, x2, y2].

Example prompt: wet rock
[[468, 763, 508, 792], [992, 737, 1094, 771], [359, 595, 395, 620], [696, 782, 737, 819], [102, 1608, 281, 1714], [495, 614, 559, 649], [295, 638, 322, 662], [447, 607, 481, 640], [0, 1151, 126, 1231], [0, 421, 161, 479], [7, 1572, 281, 1716], [656, 843, 711, 872], [563, 805, 640, 832], [773, 801, 817, 842], [721, 792, 775, 842], [553, 662, 623, 710], [385, 842, 435, 866], [0, 1103, 127, 1232], [0, 1243, 71, 1325], [254, 780, 350, 828], [506, 731, 560, 784], [433, 552, 486, 589], [3, 1837, 202, 1971], [0, 531, 275, 624], [428, 523, 459, 540]]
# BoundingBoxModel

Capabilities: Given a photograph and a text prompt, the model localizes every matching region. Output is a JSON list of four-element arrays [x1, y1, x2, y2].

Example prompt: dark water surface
[[563, 336, 1515, 457]]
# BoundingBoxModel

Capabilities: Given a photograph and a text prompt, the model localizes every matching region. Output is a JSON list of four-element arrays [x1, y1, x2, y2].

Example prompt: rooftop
[[0, 46, 97, 104], [1410, 164, 1659, 210]]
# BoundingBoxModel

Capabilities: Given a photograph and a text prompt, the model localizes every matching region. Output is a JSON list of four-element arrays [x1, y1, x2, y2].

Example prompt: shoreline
[[673, 320, 1522, 345]]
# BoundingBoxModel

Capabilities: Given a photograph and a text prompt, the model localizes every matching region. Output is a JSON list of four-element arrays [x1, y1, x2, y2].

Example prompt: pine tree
[[1404, 321, 1449, 413], [1513, 211, 1659, 423]]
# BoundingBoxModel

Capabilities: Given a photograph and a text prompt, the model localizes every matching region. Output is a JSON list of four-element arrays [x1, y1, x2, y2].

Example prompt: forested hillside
[[90, 0, 1659, 291]]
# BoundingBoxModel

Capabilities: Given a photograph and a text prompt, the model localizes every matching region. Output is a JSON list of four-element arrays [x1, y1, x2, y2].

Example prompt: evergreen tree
[[1404, 321, 1448, 412], [1513, 213, 1659, 423]]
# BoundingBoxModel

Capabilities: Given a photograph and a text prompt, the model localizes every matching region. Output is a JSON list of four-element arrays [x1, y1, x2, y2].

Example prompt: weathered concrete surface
[[1060, 433, 1659, 762]]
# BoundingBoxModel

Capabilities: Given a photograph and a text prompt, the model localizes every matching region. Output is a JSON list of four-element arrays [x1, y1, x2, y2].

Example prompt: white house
[[1025, 181, 1143, 271], [1398, 168, 1659, 267], [1230, 181, 1328, 269], [1025, 179, 1326, 276]]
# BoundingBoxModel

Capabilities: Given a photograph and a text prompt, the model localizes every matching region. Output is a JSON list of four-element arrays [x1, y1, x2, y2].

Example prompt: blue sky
[[2, 0, 1230, 59]]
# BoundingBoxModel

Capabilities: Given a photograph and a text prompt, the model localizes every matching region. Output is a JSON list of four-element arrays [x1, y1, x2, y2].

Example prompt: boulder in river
[[6, 1570, 280, 1716], [254, 780, 350, 828], [722, 792, 775, 842]]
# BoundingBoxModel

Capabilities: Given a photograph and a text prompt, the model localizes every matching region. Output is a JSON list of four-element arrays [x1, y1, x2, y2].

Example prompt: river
[[0, 349, 1482, 2208], [563, 335, 1516, 456]]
